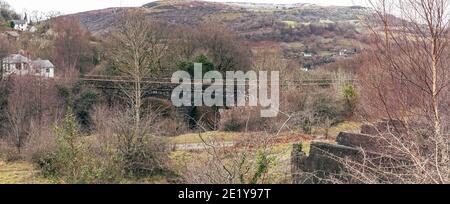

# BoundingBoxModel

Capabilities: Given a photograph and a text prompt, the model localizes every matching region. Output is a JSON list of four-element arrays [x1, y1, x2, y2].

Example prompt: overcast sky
[[5, 0, 361, 15]]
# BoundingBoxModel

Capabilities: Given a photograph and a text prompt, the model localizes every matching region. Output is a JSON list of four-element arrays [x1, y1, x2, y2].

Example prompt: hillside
[[0, 1, 20, 30], [69, 0, 371, 68]]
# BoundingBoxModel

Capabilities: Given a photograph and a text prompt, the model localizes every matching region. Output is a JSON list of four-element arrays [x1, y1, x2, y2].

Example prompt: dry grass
[[203, 12, 244, 22], [0, 161, 52, 184], [0, 160, 174, 184], [337, 38, 358, 47], [0, 120, 360, 184], [265, 143, 293, 183], [169, 131, 241, 144], [168, 131, 315, 184], [282, 21, 299, 28], [169, 141, 311, 184], [120, 175, 170, 184], [312, 121, 361, 138]]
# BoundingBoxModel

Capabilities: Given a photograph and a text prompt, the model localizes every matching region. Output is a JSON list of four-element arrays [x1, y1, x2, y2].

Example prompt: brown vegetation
[[337, 0, 450, 184], [4, 0, 437, 185]]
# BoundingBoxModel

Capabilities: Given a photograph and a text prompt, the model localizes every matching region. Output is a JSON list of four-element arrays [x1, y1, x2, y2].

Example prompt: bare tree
[[107, 11, 170, 176], [29, 10, 47, 23], [198, 24, 252, 72], [0, 0, 19, 20], [52, 16, 92, 77], [345, 0, 450, 184], [4, 73, 62, 156], [6, 77, 33, 154], [168, 24, 252, 73], [0, 35, 13, 80], [109, 11, 168, 140]]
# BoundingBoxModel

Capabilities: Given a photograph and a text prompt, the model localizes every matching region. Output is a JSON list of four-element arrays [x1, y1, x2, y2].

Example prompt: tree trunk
[[431, 38, 441, 139], [1, 59, 3, 80]]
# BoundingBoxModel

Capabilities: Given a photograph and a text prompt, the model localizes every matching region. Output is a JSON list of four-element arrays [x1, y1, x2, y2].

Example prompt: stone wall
[[291, 142, 360, 184], [292, 120, 407, 184], [336, 132, 381, 152]]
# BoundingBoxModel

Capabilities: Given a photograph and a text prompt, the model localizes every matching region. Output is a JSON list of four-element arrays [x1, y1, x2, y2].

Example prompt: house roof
[[31, 59, 54, 68], [12, 20, 27, 25], [2, 54, 30, 64], [29, 26, 37, 32]]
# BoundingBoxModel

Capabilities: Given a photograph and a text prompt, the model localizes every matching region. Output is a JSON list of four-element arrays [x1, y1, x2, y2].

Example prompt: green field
[[282, 21, 299, 28]]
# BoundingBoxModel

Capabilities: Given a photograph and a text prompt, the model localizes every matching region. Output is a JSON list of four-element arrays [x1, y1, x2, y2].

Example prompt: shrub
[[312, 92, 344, 125], [221, 112, 245, 132], [301, 118, 312, 135], [1, 148, 24, 162], [33, 107, 122, 183], [219, 107, 272, 132], [191, 106, 220, 131], [56, 82, 100, 132], [282, 87, 347, 135], [250, 150, 274, 184], [31, 149, 60, 178], [92, 105, 172, 179], [177, 54, 215, 75], [49, 107, 92, 182], [111, 110, 169, 178], [281, 88, 308, 113], [0, 81, 9, 138], [120, 136, 168, 178], [73, 90, 98, 131], [342, 84, 357, 117]]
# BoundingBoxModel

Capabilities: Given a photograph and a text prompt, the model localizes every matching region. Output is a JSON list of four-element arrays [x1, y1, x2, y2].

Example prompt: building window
[[15, 63, 21, 70], [46, 68, 50, 73]]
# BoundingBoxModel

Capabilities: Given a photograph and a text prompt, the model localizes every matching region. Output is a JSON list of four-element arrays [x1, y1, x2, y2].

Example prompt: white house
[[11, 20, 28, 31], [1, 54, 55, 78], [1, 54, 29, 76], [30, 59, 55, 78], [303, 52, 313, 57], [29, 26, 37, 33], [339, 49, 348, 56]]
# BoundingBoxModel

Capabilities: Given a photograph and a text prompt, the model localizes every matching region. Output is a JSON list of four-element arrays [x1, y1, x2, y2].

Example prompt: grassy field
[[169, 143, 294, 184], [0, 121, 360, 184], [169, 131, 242, 144], [203, 12, 244, 22], [312, 121, 361, 139], [0, 161, 51, 184], [0, 160, 173, 184], [282, 42, 304, 49], [282, 20, 299, 28]]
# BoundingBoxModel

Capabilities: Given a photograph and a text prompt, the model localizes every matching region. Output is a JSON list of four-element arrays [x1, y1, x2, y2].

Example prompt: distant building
[[302, 63, 312, 71], [303, 52, 313, 57], [11, 20, 28, 31], [1, 54, 55, 78], [30, 59, 55, 78], [1, 54, 30, 77], [29, 26, 37, 33], [338, 48, 357, 57]]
